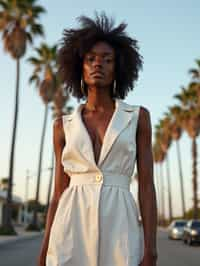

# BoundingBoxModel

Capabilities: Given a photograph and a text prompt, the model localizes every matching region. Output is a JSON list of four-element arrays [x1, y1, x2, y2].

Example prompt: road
[[157, 229, 200, 266], [0, 235, 42, 266], [0, 230, 199, 266]]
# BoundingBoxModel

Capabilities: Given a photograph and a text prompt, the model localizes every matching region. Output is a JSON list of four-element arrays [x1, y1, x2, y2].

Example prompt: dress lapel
[[65, 105, 97, 168], [98, 100, 135, 166]]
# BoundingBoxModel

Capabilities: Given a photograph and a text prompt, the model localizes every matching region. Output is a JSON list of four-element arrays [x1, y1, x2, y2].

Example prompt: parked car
[[182, 220, 200, 245], [168, 220, 187, 240]]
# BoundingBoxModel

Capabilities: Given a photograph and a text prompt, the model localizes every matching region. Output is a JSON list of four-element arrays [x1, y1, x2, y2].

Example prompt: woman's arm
[[136, 107, 158, 265], [38, 117, 70, 266]]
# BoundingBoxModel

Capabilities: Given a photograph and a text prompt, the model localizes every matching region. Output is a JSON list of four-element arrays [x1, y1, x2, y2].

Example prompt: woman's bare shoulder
[[138, 105, 150, 115], [137, 106, 152, 134]]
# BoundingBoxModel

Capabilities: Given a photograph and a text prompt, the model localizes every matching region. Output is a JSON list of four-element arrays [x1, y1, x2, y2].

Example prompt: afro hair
[[58, 12, 143, 100]]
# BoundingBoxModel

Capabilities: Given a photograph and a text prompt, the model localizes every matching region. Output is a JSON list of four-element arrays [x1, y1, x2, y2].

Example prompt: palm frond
[[30, 22, 44, 36], [195, 59, 200, 69], [26, 31, 33, 43], [29, 74, 40, 85], [31, 5, 46, 15], [189, 69, 199, 79], [27, 56, 42, 65]]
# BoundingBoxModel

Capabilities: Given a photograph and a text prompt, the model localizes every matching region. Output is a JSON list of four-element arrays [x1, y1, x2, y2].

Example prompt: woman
[[39, 12, 158, 266]]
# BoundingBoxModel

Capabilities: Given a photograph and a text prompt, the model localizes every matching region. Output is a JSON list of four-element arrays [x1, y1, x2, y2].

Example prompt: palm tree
[[168, 105, 186, 218], [46, 150, 54, 215], [189, 59, 200, 80], [153, 142, 166, 225], [0, 178, 9, 190], [52, 82, 70, 117], [159, 155, 166, 225], [174, 85, 200, 219], [153, 144, 162, 223], [156, 118, 173, 222], [188, 59, 200, 105], [27, 43, 58, 230], [179, 108, 200, 219], [0, 0, 45, 233], [153, 162, 160, 211]]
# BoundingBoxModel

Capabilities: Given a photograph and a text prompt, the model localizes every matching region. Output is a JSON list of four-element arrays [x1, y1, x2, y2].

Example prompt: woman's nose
[[93, 56, 103, 66]]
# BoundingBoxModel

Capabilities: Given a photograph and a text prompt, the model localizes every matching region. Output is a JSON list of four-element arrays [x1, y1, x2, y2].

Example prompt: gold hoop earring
[[113, 80, 117, 96], [81, 77, 86, 96]]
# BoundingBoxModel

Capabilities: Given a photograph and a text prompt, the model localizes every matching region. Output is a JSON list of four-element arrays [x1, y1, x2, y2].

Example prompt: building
[[0, 189, 23, 226]]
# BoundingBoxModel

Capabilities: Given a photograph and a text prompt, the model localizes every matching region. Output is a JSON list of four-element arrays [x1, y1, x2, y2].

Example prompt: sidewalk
[[0, 225, 43, 246]]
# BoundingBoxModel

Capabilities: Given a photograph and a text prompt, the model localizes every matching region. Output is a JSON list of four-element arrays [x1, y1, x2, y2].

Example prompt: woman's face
[[83, 41, 115, 90]]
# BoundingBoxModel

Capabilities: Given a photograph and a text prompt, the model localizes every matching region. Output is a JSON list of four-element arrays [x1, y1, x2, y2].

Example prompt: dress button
[[96, 174, 103, 182]]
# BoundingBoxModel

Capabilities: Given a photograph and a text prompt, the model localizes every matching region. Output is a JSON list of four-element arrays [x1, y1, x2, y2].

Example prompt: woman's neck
[[85, 87, 114, 112]]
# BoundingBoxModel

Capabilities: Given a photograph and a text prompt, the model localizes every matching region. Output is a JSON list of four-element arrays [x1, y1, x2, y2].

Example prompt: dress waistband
[[69, 172, 131, 190]]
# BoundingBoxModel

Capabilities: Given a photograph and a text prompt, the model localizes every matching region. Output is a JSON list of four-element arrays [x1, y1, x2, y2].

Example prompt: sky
[[0, 0, 200, 218]]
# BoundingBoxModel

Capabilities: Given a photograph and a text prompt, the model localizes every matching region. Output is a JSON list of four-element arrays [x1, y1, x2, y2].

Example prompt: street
[[0, 235, 42, 266], [157, 229, 200, 266], [0, 229, 199, 266]]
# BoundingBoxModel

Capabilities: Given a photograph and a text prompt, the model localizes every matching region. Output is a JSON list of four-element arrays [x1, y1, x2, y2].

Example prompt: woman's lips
[[90, 71, 104, 77]]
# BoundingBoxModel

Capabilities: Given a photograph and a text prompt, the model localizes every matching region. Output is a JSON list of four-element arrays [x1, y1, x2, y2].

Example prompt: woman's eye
[[105, 58, 113, 63], [86, 56, 94, 62], [85, 56, 113, 63]]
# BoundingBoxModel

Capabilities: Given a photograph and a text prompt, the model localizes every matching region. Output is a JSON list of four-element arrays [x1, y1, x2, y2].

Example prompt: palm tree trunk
[[154, 163, 161, 222], [160, 163, 165, 225], [32, 104, 49, 229], [175, 140, 186, 218], [46, 150, 54, 212], [2, 59, 20, 233], [192, 138, 198, 219], [165, 153, 173, 222]]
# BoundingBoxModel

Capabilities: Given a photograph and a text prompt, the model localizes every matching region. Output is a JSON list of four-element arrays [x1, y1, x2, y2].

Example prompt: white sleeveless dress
[[46, 99, 144, 266]]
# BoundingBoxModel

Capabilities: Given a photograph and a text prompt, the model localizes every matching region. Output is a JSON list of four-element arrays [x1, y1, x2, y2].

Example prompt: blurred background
[[0, 1, 199, 265]]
